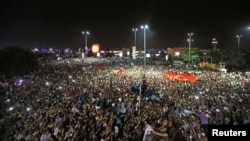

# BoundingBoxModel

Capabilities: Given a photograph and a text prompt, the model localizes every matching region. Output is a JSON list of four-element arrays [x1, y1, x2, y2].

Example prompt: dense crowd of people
[[0, 57, 249, 141]]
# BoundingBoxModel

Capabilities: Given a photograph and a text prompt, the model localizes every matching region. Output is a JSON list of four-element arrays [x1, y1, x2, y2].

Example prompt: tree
[[0, 46, 38, 77], [210, 50, 221, 64], [223, 47, 247, 71], [183, 48, 199, 64], [159, 49, 166, 61], [242, 49, 250, 71]]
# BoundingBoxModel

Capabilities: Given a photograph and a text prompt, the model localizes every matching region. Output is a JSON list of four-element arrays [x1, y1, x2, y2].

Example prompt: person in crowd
[[0, 57, 249, 141]]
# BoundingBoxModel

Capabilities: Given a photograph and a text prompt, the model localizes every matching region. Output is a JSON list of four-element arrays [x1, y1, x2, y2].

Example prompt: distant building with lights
[[99, 46, 191, 58], [166, 47, 189, 56]]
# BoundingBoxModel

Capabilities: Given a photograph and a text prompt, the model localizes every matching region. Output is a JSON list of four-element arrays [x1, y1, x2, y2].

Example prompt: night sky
[[1, 0, 250, 51]]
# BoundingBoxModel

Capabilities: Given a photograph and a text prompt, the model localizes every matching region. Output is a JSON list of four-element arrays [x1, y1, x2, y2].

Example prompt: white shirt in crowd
[[40, 132, 50, 141], [53, 127, 59, 137], [143, 124, 153, 141], [114, 125, 119, 134], [71, 106, 79, 113]]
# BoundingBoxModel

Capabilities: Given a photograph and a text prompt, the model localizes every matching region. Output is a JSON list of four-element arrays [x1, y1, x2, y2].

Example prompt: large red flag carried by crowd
[[162, 71, 198, 83]]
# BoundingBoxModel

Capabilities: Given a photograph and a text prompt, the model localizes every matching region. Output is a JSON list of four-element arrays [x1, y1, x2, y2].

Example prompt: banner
[[162, 71, 198, 83]]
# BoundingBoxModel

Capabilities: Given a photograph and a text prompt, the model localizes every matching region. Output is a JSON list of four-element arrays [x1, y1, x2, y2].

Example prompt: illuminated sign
[[92, 44, 100, 54]]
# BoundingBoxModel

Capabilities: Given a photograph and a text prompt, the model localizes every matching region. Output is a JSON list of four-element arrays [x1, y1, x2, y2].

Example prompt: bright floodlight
[[187, 32, 194, 65], [82, 31, 90, 35], [236, 35, 242, 38], [132, 28, 138, 31], [132, 28, 138, 46], [141, 24, 148, 70], [236, 34, 243, 48], [141, 25, 148, 29]]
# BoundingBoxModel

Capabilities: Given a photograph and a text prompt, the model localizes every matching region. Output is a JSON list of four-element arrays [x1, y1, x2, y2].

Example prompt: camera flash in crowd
[[8, 107, 14, 111], [26, 107, 31, 112]]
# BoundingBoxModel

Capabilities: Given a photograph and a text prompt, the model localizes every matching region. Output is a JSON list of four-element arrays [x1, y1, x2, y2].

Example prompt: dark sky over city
[[0, 0, 250, 51]]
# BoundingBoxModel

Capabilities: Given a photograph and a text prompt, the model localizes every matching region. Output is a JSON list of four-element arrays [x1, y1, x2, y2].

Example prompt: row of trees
[[156, 46, 250, 71], [183, 47, 250, 71], [0, 46, 38, 78]]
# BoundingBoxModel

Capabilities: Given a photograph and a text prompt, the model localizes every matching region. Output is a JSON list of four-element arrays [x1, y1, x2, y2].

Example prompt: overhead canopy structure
[[162, 71, 198, 83]]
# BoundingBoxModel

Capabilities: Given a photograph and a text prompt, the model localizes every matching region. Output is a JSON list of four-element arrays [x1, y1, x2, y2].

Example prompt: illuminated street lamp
[[187, 33, 193, 64], [236, 34, 242, 48], [141, 25, 148, 70], [82, 31, 90, 55], [132, 28, 138, 47]]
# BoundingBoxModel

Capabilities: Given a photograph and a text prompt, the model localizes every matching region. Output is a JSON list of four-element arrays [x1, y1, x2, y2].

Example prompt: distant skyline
[[1, 0, 250, 50]]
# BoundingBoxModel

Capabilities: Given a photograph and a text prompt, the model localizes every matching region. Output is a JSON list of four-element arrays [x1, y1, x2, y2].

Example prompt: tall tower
[[211, 38, 218, 51]]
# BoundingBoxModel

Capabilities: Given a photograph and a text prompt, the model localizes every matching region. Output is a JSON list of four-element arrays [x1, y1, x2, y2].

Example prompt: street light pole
[[187, 33, 193, 65], [219, 50, 225, 63], [220, 52, 223, 62], [236, 34, 242, 48], [82, 31, 90, 56], [132, 28, 138, 47], [141, 25, 148, 71]]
